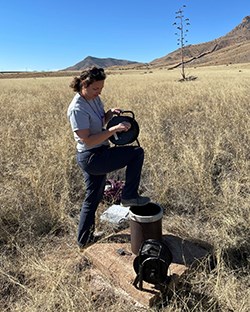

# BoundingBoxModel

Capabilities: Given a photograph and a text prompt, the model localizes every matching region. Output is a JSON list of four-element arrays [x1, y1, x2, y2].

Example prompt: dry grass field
[[0, 64, 249, 311]]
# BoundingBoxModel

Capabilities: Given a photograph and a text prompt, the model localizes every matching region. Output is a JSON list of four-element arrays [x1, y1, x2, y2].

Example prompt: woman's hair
[[69, 67, 106, 92]]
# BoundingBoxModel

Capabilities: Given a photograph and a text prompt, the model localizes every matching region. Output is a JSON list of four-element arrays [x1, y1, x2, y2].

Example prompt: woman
[[67, 67, 150, 250]]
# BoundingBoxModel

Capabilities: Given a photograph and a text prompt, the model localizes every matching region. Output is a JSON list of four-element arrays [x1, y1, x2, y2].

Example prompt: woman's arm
[[75, 121, 130, 147]]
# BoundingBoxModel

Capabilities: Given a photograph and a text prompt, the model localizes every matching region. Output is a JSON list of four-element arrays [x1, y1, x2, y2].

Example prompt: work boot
[[121, 196, 150, 207], [79, 231, 105, 252]]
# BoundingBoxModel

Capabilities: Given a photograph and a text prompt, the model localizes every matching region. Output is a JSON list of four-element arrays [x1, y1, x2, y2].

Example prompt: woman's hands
[[107, 108, 131, 133], [75, 107, 130, 147]]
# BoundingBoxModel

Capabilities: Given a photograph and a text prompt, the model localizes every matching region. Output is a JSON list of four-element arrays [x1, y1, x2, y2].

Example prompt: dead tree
[[173, 5, 191, 80]]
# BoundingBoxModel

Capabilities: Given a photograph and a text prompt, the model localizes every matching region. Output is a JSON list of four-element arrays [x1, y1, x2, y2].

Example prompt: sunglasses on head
[[80, 67, 105, 80], [89, 67, 104, 77]]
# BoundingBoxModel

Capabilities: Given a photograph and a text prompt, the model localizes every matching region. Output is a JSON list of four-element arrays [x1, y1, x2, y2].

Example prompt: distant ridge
[[150, 16, 250, 68], [64, 56, 140, 71], [63, 16, 250, 71]]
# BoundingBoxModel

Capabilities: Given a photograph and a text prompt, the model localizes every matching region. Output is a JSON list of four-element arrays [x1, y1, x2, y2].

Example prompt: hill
[[150, 16, 250, 68], [63, 16, 250, 71], [64, 56, 140, 71], [1, 16, 249, 79]]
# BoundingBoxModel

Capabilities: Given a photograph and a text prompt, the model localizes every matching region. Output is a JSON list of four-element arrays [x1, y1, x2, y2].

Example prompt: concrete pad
[[83, 231, 210, 307]]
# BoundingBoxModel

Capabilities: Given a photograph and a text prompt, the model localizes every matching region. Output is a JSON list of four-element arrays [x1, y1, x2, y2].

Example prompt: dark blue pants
[[76, 145, 144, 247]]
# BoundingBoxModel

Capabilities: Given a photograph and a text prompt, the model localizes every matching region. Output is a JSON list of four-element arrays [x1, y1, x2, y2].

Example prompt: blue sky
[[0, 0, 249, 71]]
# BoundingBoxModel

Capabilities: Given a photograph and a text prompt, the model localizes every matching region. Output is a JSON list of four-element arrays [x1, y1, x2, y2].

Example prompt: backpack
[[103, 179, 125, 205]]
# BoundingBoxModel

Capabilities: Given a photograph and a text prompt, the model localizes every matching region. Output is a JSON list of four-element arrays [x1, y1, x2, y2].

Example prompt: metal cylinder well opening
[[129, 203, 163, 255]]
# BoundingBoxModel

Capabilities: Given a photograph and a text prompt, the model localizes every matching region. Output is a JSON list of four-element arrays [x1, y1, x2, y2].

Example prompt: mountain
[[63, 16, 250, 71], [150, 16, 250, 68], [64, 56, 140, 71]]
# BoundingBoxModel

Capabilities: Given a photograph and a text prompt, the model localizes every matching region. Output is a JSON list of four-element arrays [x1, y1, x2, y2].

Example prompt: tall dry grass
[[0, 65, 249, 311]]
